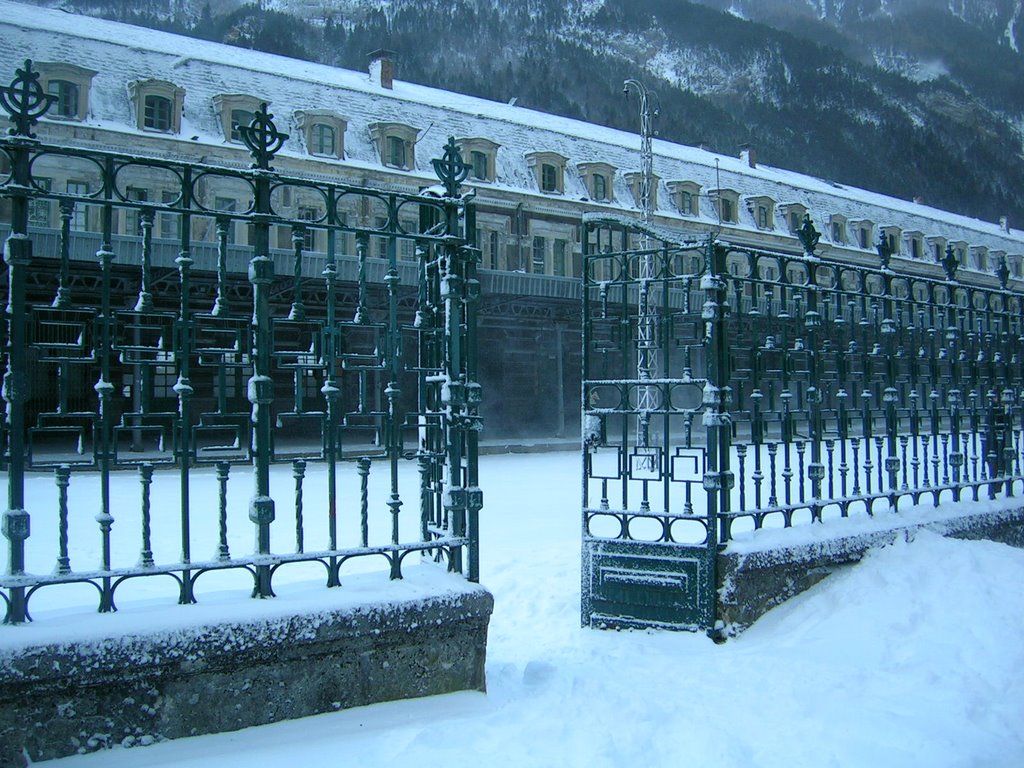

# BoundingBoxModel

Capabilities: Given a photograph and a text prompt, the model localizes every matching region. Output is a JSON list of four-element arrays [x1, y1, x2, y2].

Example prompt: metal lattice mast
[[624, 79, 658, 446]]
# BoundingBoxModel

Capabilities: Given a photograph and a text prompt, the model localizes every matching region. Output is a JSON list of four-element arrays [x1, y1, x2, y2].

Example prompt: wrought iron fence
[[0, 60, 482, 624], [581, 211, 1024, 632]]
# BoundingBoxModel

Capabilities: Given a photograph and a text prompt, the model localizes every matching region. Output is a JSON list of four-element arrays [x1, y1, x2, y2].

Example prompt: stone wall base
[[717, 504, 1024, 633], [0, 584, 493, 767]]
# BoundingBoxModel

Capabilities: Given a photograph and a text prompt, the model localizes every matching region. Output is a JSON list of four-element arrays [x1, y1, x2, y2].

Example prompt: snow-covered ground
[[12, 451, 1024, 767]]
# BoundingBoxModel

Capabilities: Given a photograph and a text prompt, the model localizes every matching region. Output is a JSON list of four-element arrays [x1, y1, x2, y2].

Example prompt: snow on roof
[[0, 0, 1022, 259]]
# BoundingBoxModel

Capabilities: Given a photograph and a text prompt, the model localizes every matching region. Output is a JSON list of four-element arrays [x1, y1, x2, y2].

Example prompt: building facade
[[1, 1, 1023, 440]]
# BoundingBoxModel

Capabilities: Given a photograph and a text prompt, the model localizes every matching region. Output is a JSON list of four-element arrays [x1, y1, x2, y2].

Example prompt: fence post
[[239, 104, 288, 599], [0, 61, 53, 622], [701, 237, 731, 633]]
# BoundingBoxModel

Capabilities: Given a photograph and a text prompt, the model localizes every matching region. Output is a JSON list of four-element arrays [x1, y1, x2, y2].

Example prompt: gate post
[[701, 238, 731, 633]]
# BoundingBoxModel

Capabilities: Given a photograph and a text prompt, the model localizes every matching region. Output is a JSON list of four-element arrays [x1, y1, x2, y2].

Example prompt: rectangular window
[[375, 216, 389, 258], [757, 205, 769, 229], [125, 186, 148, 235], [911, 238, 921, 259], [471, 151, 488, 181], [859, 227, 869, 249], [831, 221, 844, 243], [29, 177, 52, 227], [553, 239, 567, 276], [312, 123, 335, 156], [214, 197, 237, 244], [720, 198, 734, 223], [532, 235, 546, 273], [66, 181, 89, 231], [933, 243, 942, 260], [592, 174, 607, 201], [489, 231, 500, 270], [159, 190, 180, 240], [386, 136, 406, 168], [680, 191, 693, 215], [887, 233, 897, 253], [298, 206, 317, 251], [144, 95, 172, 131], [789, 211, 800, 232], [231, 109, 255, 142], [47, 80, 79, 119], [541, 164, 558, 192]]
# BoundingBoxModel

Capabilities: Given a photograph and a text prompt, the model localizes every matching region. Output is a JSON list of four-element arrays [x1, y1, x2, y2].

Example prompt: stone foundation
[[717, 503, 1024, 632], [0, 582, 493, 767]]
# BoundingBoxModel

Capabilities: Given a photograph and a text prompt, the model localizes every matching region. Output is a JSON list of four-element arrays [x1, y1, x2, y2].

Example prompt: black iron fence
[[581, 212, 1024, 631], [0, 61, 482, 624]]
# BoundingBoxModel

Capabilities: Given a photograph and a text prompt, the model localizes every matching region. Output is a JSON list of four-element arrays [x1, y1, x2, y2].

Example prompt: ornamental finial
[[0, 60, 56, 137], [431, 136, 470, 197], [238, 103, 288, 170]]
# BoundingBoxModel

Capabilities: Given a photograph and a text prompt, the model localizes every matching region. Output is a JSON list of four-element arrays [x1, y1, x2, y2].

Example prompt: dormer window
[[851, 219, 874, 249], [295, 110, 347, 159], [667, 181, 700, 217], [624, 172, 659, 210], [37, 62, 96, 121], [458, 138, 500, 183], [577, 162, 616, 203], [970, 246, 989, 271], [48, 80, 78, 119], [830, 215, 847, 244], [710, 188, 739, 224], [881, 225, 902, 255], [927, 236, 947, 261], [213, 94, 264, 143], [526, 151, 567, 194], [905, 230, 924, 259], [369, 122, 419, 171], [779, 203, 808, 233], [747, 196, 775, 230], [129, 79, 185, 134]]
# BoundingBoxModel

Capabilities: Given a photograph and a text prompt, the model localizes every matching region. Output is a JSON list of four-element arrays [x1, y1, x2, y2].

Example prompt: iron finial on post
[[996, 253, 1010, 290], [796, 214, 820, 256], [876, 232, 893, 270], [941, 242, 959, 281], [432, 136, 470, 197], [0, 59, 57, 137], [238, 103, 288, 170]]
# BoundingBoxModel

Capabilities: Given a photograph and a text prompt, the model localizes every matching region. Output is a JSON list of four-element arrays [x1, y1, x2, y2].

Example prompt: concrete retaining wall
[[0, 584, 493, 767], [717, 504, 1024, 633]]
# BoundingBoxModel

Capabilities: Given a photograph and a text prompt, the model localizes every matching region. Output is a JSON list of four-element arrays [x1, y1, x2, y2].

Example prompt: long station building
[[1, 0, 1023, 440]]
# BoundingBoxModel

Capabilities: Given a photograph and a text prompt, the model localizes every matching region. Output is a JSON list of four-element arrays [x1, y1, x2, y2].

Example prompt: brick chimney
[[739, 143, 757, 168], [368, 49, 396, 89]]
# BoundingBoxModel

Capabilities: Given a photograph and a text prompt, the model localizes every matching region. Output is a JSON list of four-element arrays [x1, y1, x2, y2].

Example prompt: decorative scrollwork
[[238, 103, 288, 170], [431, 136, 470, 197], [0, 59, 56, 138]]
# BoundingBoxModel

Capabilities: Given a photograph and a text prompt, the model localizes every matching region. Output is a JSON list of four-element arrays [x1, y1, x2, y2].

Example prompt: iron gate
[[581, 213, 727, 631]]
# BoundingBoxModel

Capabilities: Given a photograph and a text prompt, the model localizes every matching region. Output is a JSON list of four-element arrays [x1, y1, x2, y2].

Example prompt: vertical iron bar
[[55, 465, 71, 574], [139, 463, 154, 567]]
